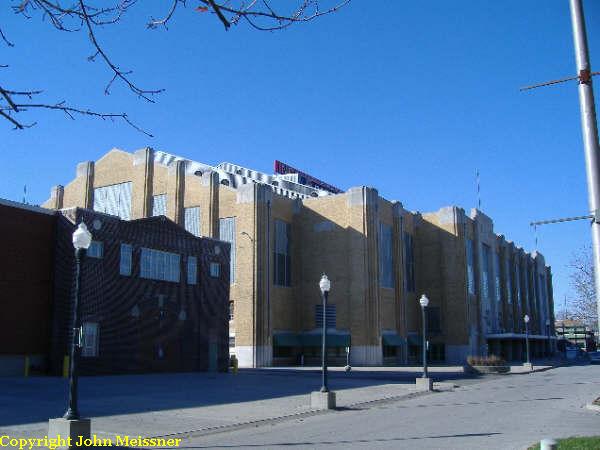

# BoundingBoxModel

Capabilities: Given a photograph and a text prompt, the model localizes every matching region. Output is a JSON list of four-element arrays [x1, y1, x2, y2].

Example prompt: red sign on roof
[[274, 160, 342, 194]]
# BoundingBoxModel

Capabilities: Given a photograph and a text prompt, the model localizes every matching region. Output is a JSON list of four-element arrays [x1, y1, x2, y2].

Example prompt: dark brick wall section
[[0, 203, 56, 356], [50, 209, 230, 375]]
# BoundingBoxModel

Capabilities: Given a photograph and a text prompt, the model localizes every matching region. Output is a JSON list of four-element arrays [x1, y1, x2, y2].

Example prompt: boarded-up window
[[81, 322, 99, 357], [140, 248, 180, 282], [93, 182, 132, 220], [152, 194, 167, 217], [120, 243, 132, 276], [274, 220, 291, 286], [219, 217, 236, 284], [466, 238, 475, 295], [87, 241, 103, 259], [187, 256, 197, 285], [185, 207, 201, 237]]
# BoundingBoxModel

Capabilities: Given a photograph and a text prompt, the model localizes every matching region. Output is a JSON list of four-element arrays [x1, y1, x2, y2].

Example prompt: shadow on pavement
[[0, 368, 473, 428]]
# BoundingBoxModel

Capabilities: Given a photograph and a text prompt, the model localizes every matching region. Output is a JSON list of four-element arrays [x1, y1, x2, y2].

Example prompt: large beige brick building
[[43, 147, 555, 367]]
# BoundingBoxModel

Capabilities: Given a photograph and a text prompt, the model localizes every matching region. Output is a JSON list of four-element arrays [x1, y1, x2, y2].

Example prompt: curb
[[149, 389, 435, 441]]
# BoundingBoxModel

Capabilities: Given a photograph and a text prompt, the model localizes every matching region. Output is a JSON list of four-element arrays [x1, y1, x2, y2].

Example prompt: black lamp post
[[524, 314, 531, 365], [419, 294, 429, 378], [319, 274, 331, 393], [64, 222, 92, 421]]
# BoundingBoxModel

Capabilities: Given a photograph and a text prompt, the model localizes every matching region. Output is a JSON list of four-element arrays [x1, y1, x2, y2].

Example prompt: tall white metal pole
[[570, 0, 600, 335]]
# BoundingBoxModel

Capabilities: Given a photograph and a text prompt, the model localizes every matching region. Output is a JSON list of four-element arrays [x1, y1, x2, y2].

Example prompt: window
[[494, 253, 501, 303], [404, 232, 415, 292], [466, 238, 475, 295], [274, 220, 291, 286], [219, 217, 236, 283], [210, 262, 220, 278], [184, 207, 201, 237], [120, 243, 132, 276], [505, 257, 513, 304], [315, 304, 336, 328], [87, 241, 103, 259], [187, 256, 197, 285], [481, 244, 491, 301], [93, 182, 132, 220], [515, 262, 522, 317], [379, 222, 394, 288], [229, 336, 236, 348], [426, 306, 442, 334], [140, 248, 180, 282], [152, 194, 167, 217], [229, 301, 234, 321], [81, 322, 99, 357]]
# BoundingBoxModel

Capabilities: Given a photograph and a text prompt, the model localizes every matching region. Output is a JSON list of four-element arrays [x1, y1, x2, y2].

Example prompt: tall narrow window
[[219, 217, 236, 283], [81, 322, 99, 357], [481, 244, 491, 301], [185, 207, 201, 237], [466, 238, 475, 295], [152, 194, 167, 217], [93, 182, 132, 220], [187, 256, 197, 285], [274, 220, 291, 286], [404, 232, 415, 292], [494, 253, 501, 306], [515, 261, 522, 319], [505, 258, 513, 305], [120, 243, 132, 276], [140, 248, 180, 282], [209, 262, 220, 278], [87, 241, 103, 259], [379, 222, 394, 288]]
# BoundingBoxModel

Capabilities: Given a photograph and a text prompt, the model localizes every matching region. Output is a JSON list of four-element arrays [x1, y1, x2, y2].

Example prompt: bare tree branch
[[568, 245, 598, 328], [4, 0, 350, 133]]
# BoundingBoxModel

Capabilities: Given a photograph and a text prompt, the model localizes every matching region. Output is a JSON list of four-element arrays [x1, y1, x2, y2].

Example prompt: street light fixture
[[524, 314, 531, 366], [64, 222, 92, 420], [419, 294, 429, 379], [319, 274, 331, 393]]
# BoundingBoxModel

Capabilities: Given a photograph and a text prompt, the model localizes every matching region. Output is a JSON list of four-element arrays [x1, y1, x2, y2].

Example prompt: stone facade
[[44, 148, 556, 366]]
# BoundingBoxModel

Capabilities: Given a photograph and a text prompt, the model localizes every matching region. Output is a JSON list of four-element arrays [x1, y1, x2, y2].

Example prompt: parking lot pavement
[[0, 361, 558, 443]]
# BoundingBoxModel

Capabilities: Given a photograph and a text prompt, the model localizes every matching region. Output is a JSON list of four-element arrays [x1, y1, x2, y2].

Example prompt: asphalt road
[[181, 364, 600, 450]]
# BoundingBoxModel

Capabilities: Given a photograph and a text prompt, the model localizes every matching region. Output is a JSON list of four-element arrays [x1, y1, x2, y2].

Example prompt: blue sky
[[2, 1, 599, 314]]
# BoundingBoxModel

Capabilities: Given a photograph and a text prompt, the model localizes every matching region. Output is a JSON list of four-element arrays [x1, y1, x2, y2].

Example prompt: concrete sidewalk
[[0, 361, 560, 443]]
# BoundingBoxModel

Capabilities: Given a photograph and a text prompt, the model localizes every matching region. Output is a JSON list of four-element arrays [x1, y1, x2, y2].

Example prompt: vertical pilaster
[[392, 201, 405, 340], [48, 185, 64, 210], [346, 186, 381, 365], [234, 183, 273, 367], [132, 147, 154, 219], [201, 170, 220, 238], [76, 161, 94, 209], [167, 160, 185, 225]]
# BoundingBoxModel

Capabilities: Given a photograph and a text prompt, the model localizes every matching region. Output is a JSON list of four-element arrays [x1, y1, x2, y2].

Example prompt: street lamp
[[63, 222, 92, 421], [319, 274, 331, 393], [524, 314, 531, 366], [419, 294, 429, 379]]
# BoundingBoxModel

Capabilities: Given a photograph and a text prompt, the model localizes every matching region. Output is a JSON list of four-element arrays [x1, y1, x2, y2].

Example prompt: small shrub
[[467, 355, 507, 366]]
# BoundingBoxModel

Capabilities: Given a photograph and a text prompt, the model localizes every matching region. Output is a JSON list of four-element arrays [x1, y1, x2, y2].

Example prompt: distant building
[[43, 147, 556, 366], [555, 319, 596, 352]]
